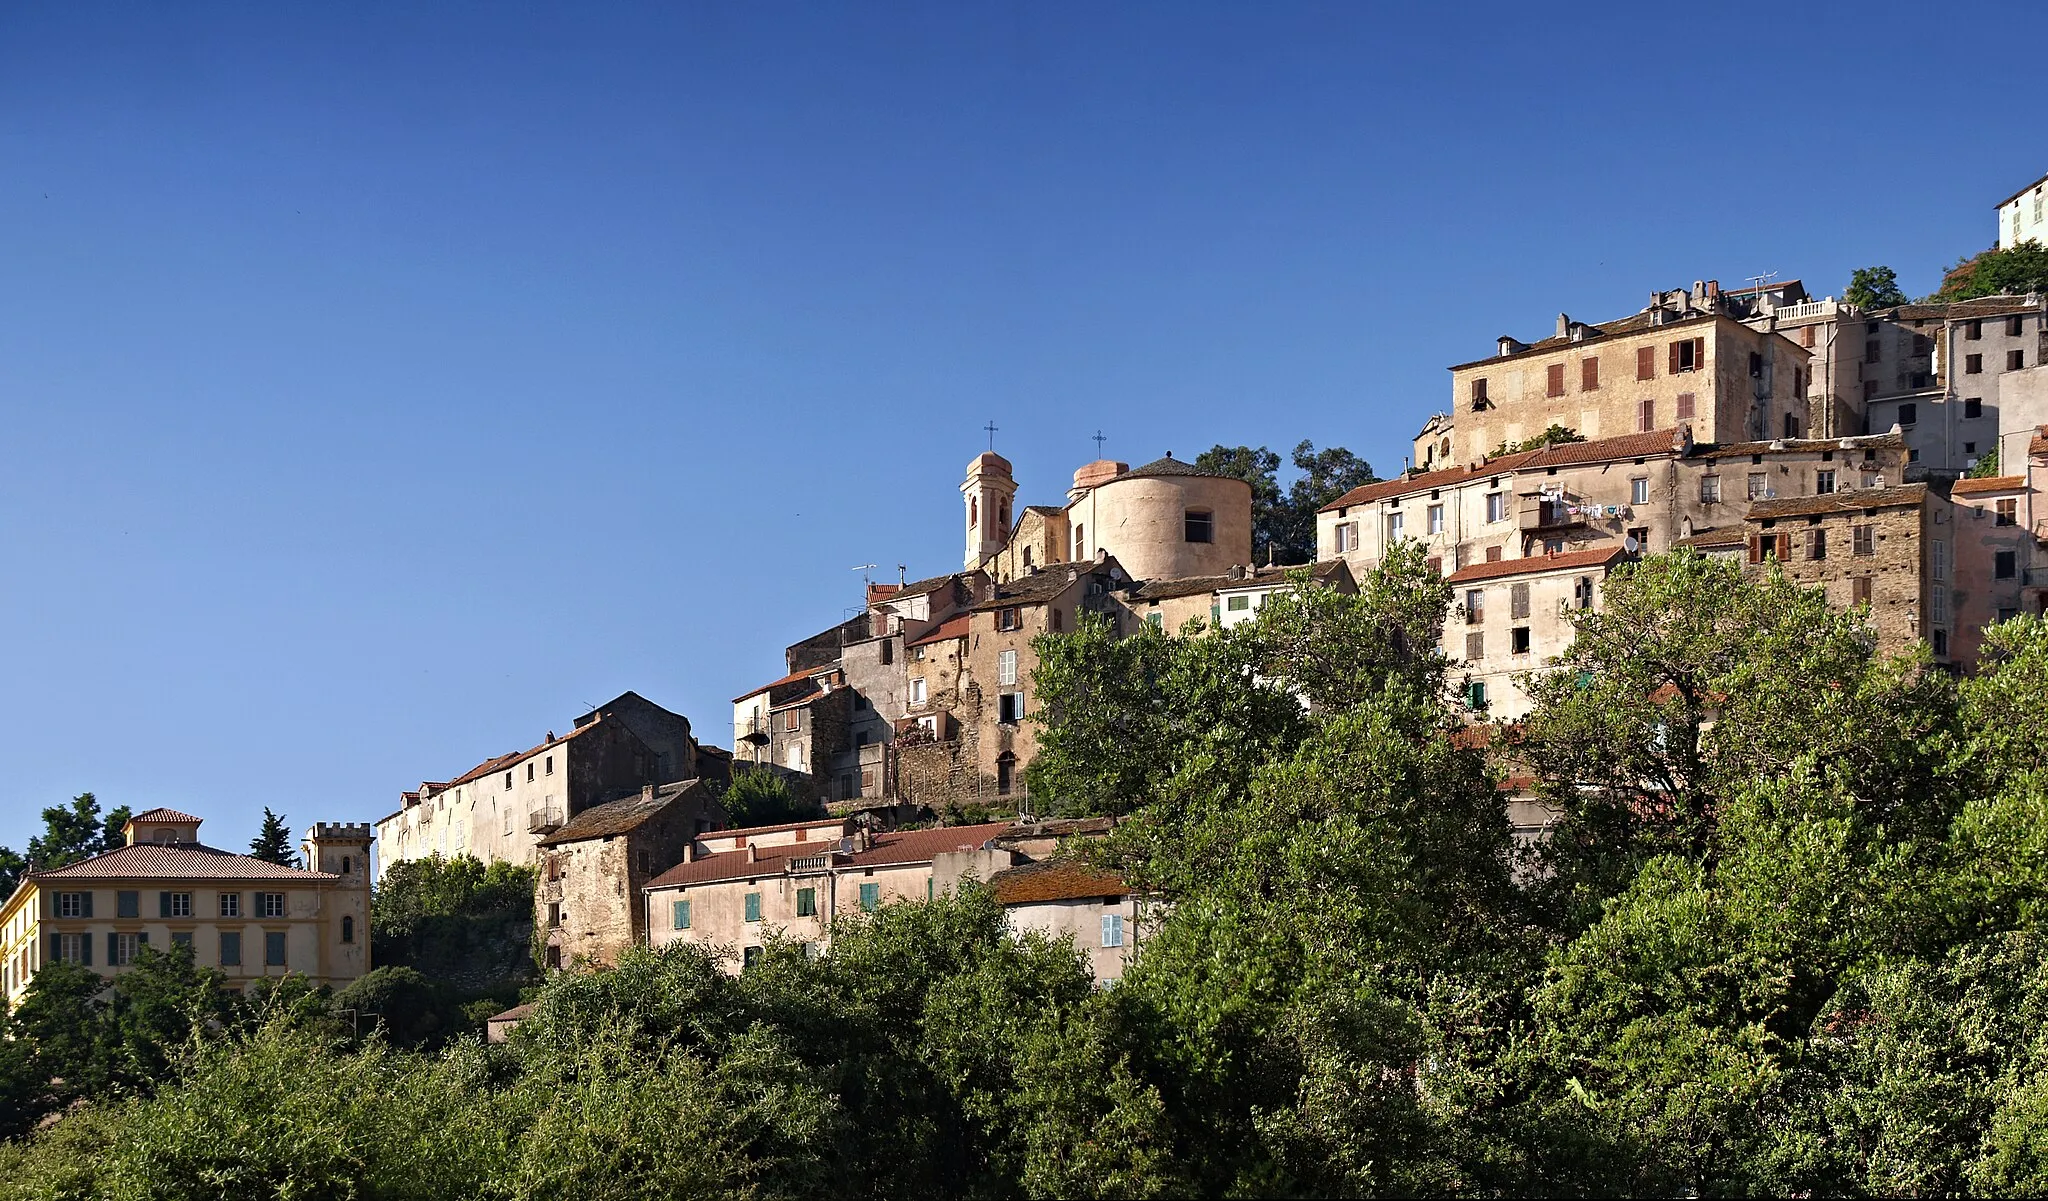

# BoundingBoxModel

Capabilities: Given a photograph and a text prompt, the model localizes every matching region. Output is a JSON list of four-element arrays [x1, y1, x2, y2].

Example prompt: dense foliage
[[716, 769, 824, 827], [0, 794, 133, 897], [1931, 240, 2048, 302], [9, 549, 2048, 1198], [245, 808, 296, 867], [371, 854, 539, 1010], [1846, 264, 1909, 308]]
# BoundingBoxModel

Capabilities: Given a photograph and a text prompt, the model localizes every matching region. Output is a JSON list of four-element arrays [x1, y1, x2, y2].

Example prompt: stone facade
[[536, 781, 727, 970], [1740, 485, 1943, 658], [1445, 546, 1627, 721]]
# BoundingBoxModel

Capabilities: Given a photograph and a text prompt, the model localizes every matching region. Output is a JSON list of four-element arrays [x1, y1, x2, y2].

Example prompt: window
[[1933, 628, 1951, 656], [1853, 525, 1875, 556], [220, 892, 240, 918], [1700, 475, 1721, 504], [1147, 612, 1163, 632], [58, 891, 87, 918], [1967, 319, 1983, 341], [545, 754, 554, 776], [785, 745, 803, 770], [166, 892, 192, 918], [1784, 414, 1801, 439], [1464, 589, 1484, 624], [260, 893, 286, 918], [860, 883, 880, 913], [1580, 356, 1600, 391], [1547, 363, 1565, 397], [1631, 477, 1649, 506], [1852, 575, 1872, 605], [117, 890, 139, 919], [999, 692, 1024, 723], [1574, 576, 1595, 610], [1074, 525, 1085, 559], [527, 761, 535, 783], [1932, 540, 1949, 581], [1470, 378, 1490, 408], [1965, 397, 1983, 419], [1899, 403, 1917, 427], [744, 892, 762, 923], [1485, 545, 1503, 562], [1865, 380, 1879, 401], [1486, 493, 1506, 523], [910, 677, 928, 704], [1385, 511, 1404, 542], [1510, 582, 1530, 620], [1808, 529, 1827, 560], [1747, 472, 1768, 500], [1638, 398, 1655, 432], [998, 649, 1018, 686], [1101, 914, 1125, 948], [1052, 608, 1063, 632], [1752, 533, 1790, 562], [171, 932, 192, 949], [547, 901, 561, 928], [504, 808, 513, 836], [1511, 626, 1531, 655], [1997, 499, 2018, 526], [1671, 337, 1701, 373], [997, 607, 1022, 632], [996, 752, 1017, 796], [1967, 354, 1984, 374], [219, 932, 242, 967], [2011, 315, 2027, 337], [672, 900, 692, 930], [1816, 470, 1836, 495], [1637, 345, 1656, 381], [1932, 585, 1950, 625], [1802, 326, 1815, 348], [1184, 509, 1213, 543], [110, 933, 141, 966], [1333, 521, 1359, 553], [2010, 349, 2027, 371], [336, 914, 354, 944], [782, 709, 800, 732], [1427, 504, 1444, 535], [1865, 339, 1881, 365], [1996, 550, 2017, 580], [796, 888, 817, 917], [1464, 631, 1483, 660], [56, 933, 88, 965], [1464, 680, 1488, 711], [1226, 595, 1250, 612], [503, 771, 512, 790]]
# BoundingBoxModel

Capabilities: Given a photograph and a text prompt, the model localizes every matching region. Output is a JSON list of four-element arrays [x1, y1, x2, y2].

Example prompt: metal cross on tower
[[1091, 430, 1107, 456], [983, 420, 999, 450]]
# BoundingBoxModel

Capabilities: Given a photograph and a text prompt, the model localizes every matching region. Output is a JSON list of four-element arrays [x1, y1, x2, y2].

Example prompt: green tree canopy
[[1847, 264, 1910, 308], [1932, 241, 2048, 302], [1194, 440, 1374, 566], [246, 807, 296, 866]]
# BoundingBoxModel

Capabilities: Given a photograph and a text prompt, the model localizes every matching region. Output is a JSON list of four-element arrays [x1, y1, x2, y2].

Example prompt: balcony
[[1776, 300, 1839, 322], [1520, 498, 1586, 533], [528, 810, 563, 835]]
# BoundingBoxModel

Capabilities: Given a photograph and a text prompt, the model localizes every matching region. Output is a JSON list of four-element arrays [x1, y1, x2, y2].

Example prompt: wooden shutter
[[80, 935, 91, 966], [1547, 363, 1564, 397], [1638, 346, 1655, 380], [48, 933, 61, 963], [1676, 392, 1695, 420], [1669, 342, 1681, 374], [137, 932, 148, 946], [106, 933, 117, 963], [1777, 534, 1792, 560], [1748, 536, 1762, 564], [1582, 357, 1599, 390], [1694, 337, 1706, 370]]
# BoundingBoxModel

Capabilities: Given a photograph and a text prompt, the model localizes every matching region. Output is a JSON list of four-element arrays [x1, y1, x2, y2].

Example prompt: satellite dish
[[1624, 536, 1641, 553]]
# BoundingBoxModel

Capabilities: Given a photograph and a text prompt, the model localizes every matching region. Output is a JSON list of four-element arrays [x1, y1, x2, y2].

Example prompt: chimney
[[643, 783, 655, 801], [1556, 312, 1570, 339], [746, 844, 758, 863], [1707, 279, 1720, 299]]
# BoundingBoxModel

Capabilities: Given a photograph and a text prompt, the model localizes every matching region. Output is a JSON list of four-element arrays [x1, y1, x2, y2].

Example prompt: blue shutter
[[859, 883, 879, 913]]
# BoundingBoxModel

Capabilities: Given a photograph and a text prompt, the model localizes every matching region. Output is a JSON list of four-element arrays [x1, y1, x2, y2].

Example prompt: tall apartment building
[[375, 691, 729, 876], [1999, 170, 2048, 250]]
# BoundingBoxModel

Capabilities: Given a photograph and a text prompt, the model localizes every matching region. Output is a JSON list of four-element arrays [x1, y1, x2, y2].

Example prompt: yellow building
[[0, 808, 372, 1005]]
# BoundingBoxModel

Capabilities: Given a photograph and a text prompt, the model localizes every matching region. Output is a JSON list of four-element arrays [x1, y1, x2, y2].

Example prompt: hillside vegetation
[[7, 548, 2048, 1197]]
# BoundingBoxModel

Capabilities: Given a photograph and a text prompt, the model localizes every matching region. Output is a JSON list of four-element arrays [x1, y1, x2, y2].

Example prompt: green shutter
[[673, 900, 691, 930], [137, 932, 148, 946], [860, 883, 879, 913], [80, 892, 93, 919], [159, 891, 172, 918], [744, 892, 761, 923], [48, 933, 60, 963], [117, 891, 138, 919], [107, 933, 117, 963], [80, 935, 91, 966]]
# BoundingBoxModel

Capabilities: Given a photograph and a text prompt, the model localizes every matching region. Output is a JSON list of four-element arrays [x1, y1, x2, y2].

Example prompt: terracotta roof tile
[[646, 821, 1015, 890], [1952, 475, 2027, 496], [32, 843, 338, 882], [128, 808, 201, 824], [733, 668, 830, 705], [1117, 455, 1237, 482], [1522, 428, 1687, 469], [2032, 425, 2048, 457], [1692, 432, 1905, 460], [1447, 308, 1726, 372], [1745, 484, 1928, 521], [1443, 546, 1627, 585], [1674, 527, 1746, 549], [1321, 428, 1692, 514], [989, 858, 1129, 905], [908, 615, 970, 648]]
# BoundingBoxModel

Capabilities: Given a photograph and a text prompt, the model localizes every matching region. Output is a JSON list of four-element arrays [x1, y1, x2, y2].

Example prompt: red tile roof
[[1443, 546, 1627, 585], [440, 724, 598, 793], [646, 821, 1015, 889], [128, 808, 201, 824], [1522, 428, 1687, 470], [706, 816, 850, 841], [2032, 425, 2048, 457], [732, 668, 830, 705], [1320, 429, 1688, 513], [1745, 484, 1927, 521], [909, 614, 970, 648], [1320, 452, 1541, 512], [989, 859, 1129, 905], [1952, 475, 2026, 496], [31, 843, 338, 882]]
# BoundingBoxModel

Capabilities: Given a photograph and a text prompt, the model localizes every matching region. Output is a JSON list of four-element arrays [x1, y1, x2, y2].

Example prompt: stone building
[[643, 818, 1016, 968], [535, 780, 728, 970], [376, 691, 726, 877], [1998, 169, 2048, 250], [731, 665, 854, 789], [1947, 439, 2048, 663], [1860, 297, 2048, 475], [1445, 546, 1628, 720], [988, 858, 1141, 986], [0, 810, 372, 1004], [1428, 281, 1811, 470], [1739, 485, 1950, 658]]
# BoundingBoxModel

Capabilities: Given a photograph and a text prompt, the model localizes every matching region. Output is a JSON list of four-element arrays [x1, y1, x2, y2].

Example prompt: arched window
[[1074, 524, 1086, 560], [341, 916, 355, 944], [341, 856, 352, 874], [1023, 546, 1034, 569], [998, 499, 1010, 530], [970, 497, 978, 528], [1184, 509, 1214, 544]]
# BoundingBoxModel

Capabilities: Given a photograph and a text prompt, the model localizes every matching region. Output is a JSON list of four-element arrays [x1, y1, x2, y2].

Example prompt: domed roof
[[1116, 454, 1240, 483]]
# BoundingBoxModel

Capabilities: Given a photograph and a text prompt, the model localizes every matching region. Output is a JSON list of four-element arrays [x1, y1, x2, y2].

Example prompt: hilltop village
[[9, 176, 2048, 1010]]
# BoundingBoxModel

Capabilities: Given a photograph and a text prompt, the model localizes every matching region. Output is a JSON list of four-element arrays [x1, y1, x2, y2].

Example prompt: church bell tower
[[961, 452, 1016, 570]]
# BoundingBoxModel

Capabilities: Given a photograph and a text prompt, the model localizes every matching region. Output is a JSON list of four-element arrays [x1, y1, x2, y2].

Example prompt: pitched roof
[[1322, 429, 1690, 513], [733, 667, 828, 705], [1691, 432, 1906, 460], [486, 1003, 536, 1025], [1129, 573, 1240, 602], [1523, 428, 1687, 469], [1448, 306, 1731, 372], [1217, 560, 1354, 592], [1997, 171, 2048, 208], [908, 614, 970, 648], [1443, 546, 1627, 585], [1674, 527, 1747, 549], [128, 808, 201, 824], [2033, 425, 2048, 457], [536, 780, 707, 847], [989, 858, 1129, 905], [1322, 454, 1539, 512], [31, 843, 337, 882], [440, 723, 599, 793], [969, 566, 1101, 612], [646, 821, 1015, 890], [1952, 475, 2026, 496], [1886, 295, 2045, 321], [1745, 484, 1928, 521]]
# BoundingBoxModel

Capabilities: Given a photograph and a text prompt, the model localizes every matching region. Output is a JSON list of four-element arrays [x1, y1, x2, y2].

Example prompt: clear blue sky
[[2, 3, 2040, 853]]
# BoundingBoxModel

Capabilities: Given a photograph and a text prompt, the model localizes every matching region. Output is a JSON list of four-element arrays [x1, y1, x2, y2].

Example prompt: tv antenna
[[983, 420, 999, 451], [850, 563, 877, 585], [1746, 269, 1778, 296]]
